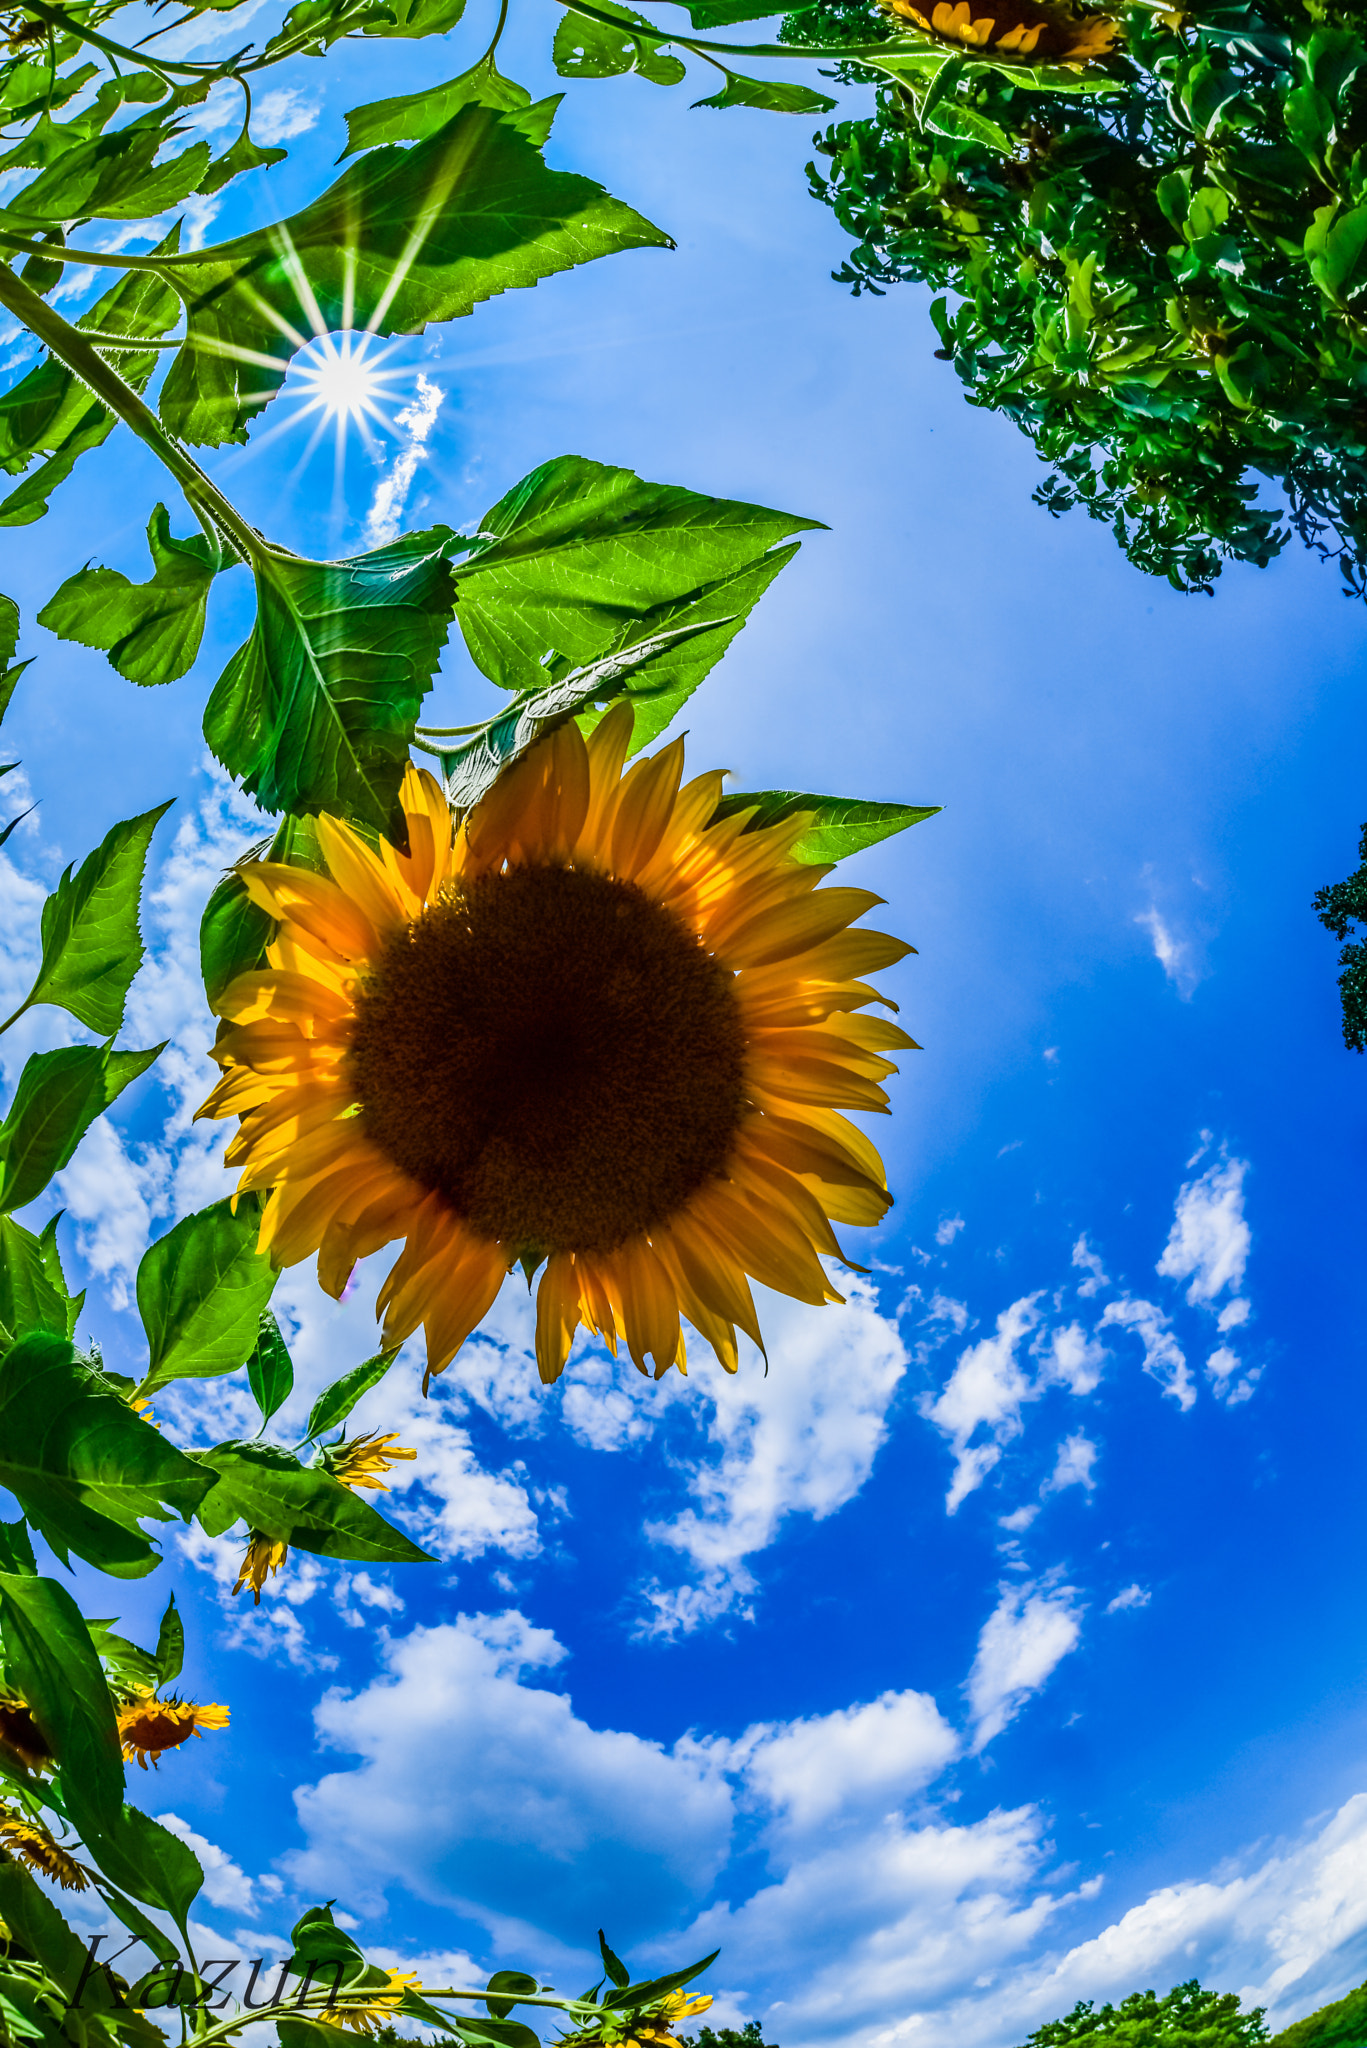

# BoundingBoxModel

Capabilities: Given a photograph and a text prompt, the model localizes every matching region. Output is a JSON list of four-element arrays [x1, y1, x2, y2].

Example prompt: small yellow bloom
[[884, 0, 1116, 59], [233, 1532, 289, 1603], [116, 1696, 230, 1770], [327, 1970, 420, 2033], [0, 1697, 52, 1773], [610, 1993, 714, 2048], [326, 1429, 417, 1492], [0, 1807, 89, 1890]]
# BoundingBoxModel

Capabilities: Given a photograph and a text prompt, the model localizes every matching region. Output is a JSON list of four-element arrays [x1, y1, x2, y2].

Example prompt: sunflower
[[326, 1969, 420, 2033], [324, 1429, 417, 1492], [116, 1695, 230, 1769], [233, 1532, 289, 1603], [199, 704, 915, 1388], [0, 1808, 88, 1891], [619, 1992, 714, 2048], [883, 0, 1116, 58], [0, 1698, 51, 1773]]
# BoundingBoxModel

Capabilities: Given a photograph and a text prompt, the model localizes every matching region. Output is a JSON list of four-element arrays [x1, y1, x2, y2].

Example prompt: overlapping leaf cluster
[[800, 0, 1367, 596]]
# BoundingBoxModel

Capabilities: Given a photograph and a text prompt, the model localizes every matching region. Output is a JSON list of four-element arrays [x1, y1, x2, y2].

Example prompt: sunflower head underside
[[884, 0, 1117, 57], [200, 703, 917, 1391]]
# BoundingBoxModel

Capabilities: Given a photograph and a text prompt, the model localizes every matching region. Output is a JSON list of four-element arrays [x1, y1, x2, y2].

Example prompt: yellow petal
[[316, 815, 410, 941], [581, 699, 635, 851], [239, 864, 381, 964], [723, 888, 886, 970], [414, 1234, 508, 1385], [534, 1251, 581, 1385], [608, 736, 686, 880], [604, 1237, 681, 1378]]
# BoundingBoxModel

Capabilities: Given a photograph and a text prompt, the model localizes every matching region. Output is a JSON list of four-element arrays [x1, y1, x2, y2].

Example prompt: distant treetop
[[1016, 1980, 1269, 2048]]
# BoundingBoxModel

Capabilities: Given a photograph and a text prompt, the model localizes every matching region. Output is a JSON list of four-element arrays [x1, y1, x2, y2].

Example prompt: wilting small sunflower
[[0, 1697, 51, 1773], [0, 1807, 89, 1890], [613, 1992, 714, 2048], [883, 0, 1116, 57], [324, 1429, 417, 1492], [233, 1532, 288, 1603], [327, 1969, 420, 2034], [116, 1695, 230, 1769], [200, 705, 915, 1387]]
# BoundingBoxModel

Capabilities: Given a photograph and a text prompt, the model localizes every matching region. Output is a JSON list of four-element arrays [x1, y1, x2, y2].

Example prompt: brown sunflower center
[[349, 862, 748, 1255]]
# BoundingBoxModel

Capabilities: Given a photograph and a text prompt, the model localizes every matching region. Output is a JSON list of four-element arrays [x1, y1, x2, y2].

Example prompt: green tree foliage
[[684, 2022, 782, 2048], [1269, 1977, 1367, 2048], [1314, 822, 1367, 1050], [1015, 1981, 1269, 2048], [798, 0, 1367, 596]]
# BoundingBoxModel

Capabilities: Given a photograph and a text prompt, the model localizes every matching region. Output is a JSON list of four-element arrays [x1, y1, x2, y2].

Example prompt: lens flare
[[290, 331, 404, 430]]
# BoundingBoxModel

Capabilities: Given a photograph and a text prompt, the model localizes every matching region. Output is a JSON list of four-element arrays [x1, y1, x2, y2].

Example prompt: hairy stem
[[0, 259, 266, 565]]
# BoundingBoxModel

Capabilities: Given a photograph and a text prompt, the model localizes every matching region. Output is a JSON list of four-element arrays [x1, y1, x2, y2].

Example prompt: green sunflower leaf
[[199, 817, 322, 1007], [553, 1, 686, 85], [246, 1309, 294, 1428], [36, 1212, 82, 1338], [486, 1969, 542, 2017], [197, 118, 288, 196], [342, 56, 556, 156], [159, 103, 671, 446], [597, 1934, 630, 1990], [6, 121, 209, 221], [0, 1518, 36, 1575], [0, 1333, 214, 1576], [204, 531, 457, 829], [0, 1571, 123, 1823], [154, 1591, 184, 1686], [691, 69, 837, 111], [76, 1802, 204, 1930], [707, 791, 942, 863], [0, 1041, 163, 1216], [192, 1440, 433, 1565], [0, 1213, 75, 1352], [598, 1951, 719, 2012], [39, 504, 232, 686], [13, 801, 171, 1036], [434, 617, 730, 810], [0, 1858, 164, 2034], [305, 1348, 400, 1440], [137, 1194, 279, 1394], [450, 455, 820, 737], [97, 1878, 182, 1966], [0, 593, 17, 670]]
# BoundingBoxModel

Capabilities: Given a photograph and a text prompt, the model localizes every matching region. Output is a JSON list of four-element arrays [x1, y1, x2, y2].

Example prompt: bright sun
[[290, 331, 404, 431]]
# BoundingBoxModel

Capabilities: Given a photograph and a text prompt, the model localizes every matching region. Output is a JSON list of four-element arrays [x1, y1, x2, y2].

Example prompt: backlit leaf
[[708, 790, 941, 861], [247, 1309, 294, 1428], [692, 69, 837, 111], [0, 1333, 213, 1576], [204, 531, 456, 827], [6, 121, 209, 221], [193, 1440, 432, 1564], [343, 55, 556, 155], [137, 1194, 278, 1393], [0, 1214, 73, 1351], [17, 801, 171, 1035], [0, 1041, 163, 1215], [0, 1571, 123, 1823], [451, 455, 821, 717], [39, 503, 231, 685], [305, 1348, 399, 1440], [76, 1803, 204, 1929], [159, 103, 671, 446], [553, 1, 686, 85], [199, 815, 321, 1007], [154, 1592, 184, 1686], [0, 593, 17, 669]]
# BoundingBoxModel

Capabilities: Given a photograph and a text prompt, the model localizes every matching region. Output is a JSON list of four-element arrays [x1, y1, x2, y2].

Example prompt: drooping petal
[[534, 1250, 582, 1385]]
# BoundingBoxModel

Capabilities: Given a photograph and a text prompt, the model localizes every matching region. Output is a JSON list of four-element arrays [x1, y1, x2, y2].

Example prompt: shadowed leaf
[[194, 1440, 432, 1563], [709, 790, 941, 861]]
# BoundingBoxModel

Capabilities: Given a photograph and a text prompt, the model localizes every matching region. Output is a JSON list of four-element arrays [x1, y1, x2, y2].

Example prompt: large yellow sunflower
[[199, 704, 915, 1387]]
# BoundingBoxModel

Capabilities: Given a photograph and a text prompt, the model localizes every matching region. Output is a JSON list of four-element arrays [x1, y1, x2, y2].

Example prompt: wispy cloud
[[966, 1576, 1083, 1751], [365, 374, 444, 548], [1135, 905, 1201, 998]]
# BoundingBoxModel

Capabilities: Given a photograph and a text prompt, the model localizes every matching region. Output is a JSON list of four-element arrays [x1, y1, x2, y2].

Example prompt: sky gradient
[[0, 10, 1365, 2045]]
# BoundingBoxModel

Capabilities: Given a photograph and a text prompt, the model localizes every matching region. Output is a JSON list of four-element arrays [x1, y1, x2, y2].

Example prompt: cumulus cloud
[[291, 1612, 734, 1939], [1098, 1298, 1195, 1411], [639, 1279, 906, 1634], [1158, 1150, 1251, 1308], [936, 1216, 966, 1246], [155, 1814, 281, 1915], [733, 1691, 959, 1836], [1105, 1584, 1150, 1615], [966, 1577, 1083, 1751], [1041, 1324, 1108, 1396], [1071, 1236, 1109, 1298], [1042, 1432, 1097, 1497], [921, 1296, 1042, 1513]]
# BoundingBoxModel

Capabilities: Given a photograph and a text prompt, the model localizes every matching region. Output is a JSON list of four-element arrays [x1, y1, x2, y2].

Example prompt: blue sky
[[1, 7, 1366, 2044]]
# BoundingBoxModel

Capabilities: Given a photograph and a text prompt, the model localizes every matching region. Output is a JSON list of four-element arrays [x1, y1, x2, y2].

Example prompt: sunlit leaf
[[435, 619, 730, 808], [39, 503, 231, 685], [0, 1213, 73, 1351], [0, 1571, 123, 1822], [154, 1592, 184, 1686], [451, 455, 821, 727], [708, 790, 941, 861], [247, 1310, 294, 1428], [0, 1041, 163, 1215], [15, 801, 171, 1036], [6, 120, 209, 220], [553, 0, 686, 85], [0, 593, 17, 670], [343, 55, 556, 155], [599, 1951, 719, 2010], [77, 1803, 204, 1930], [0, 1333, 213, 1575], [194, 1440, 433, 1564], [36, 1212, 82, 1338], [137, 1193, 278, 1393], [305, 1348, 399, 1440], [598, 1934, 630, 1990], [205, 531, 456, 827], [692, 69, 837, 110], [159, 103, 671, 446], [0, 1858, 165, 2032], [198, 118, 288, 196], [199, 815, 321, 1007]]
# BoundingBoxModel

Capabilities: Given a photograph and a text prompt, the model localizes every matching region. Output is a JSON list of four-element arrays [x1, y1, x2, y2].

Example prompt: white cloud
[[365, 375, 445, 548], [1135, 906, 1199, 998], [1105, 1584, 1150, 1615], [1219, 1297, 1252, 1333], [376, 1374, 541, 1564], [639, 1279, 906, 1635], [1040, 1322, 1108, 1396], [154, 1813, 280, 1915], [921, 1296, 1041, 1513], [291, 1612, 734, 1934], [1098, 1298, 1195, 1410], [1158, 1151, 1251, 1308], [966, 1577, 1083, 1751], [1206, 1345, 1262, 1407], [1042, 1432, 1097, 1497], [936, 1216, 965, 1247], [734, 1691, 959, 1836], [1071, 1235, 1109, 1298], [253, 87, 320, 143]]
